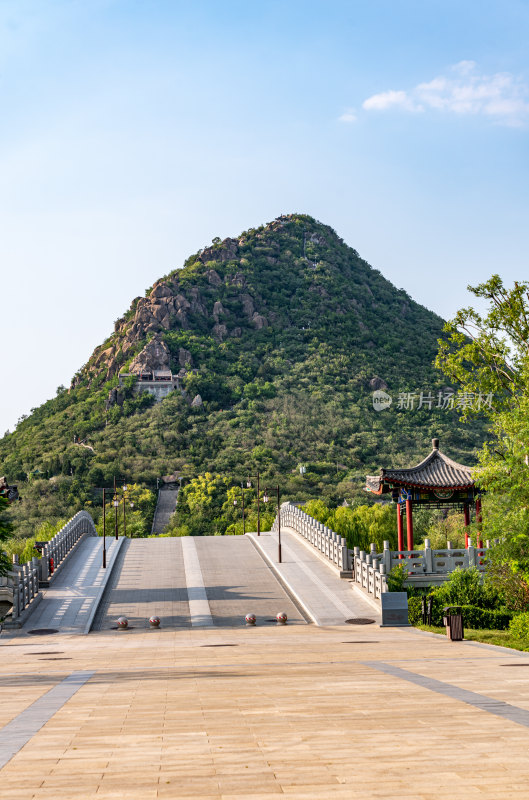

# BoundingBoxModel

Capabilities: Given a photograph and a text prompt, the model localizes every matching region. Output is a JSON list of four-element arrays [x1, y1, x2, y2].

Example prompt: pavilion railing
[[371, 537, 497, 580], [272, 503, 497, 604]]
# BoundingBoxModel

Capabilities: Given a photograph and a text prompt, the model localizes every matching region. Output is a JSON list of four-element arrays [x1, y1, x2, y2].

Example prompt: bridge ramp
[[248, 529, 381, 625], [92, 536, 306, 630], [194, 536, 306, 626], [21, 537, 122, 634], [92, 538, 190, 630]]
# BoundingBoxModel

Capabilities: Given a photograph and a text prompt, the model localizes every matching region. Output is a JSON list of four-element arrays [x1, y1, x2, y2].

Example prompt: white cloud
[[362, 90, 421, 112], [361, 62, 529, 125], [338, 108, 357, 123]]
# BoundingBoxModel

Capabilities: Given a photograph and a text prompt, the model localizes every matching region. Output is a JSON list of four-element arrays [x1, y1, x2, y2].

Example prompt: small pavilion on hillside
[[365, 438, 482, 551]]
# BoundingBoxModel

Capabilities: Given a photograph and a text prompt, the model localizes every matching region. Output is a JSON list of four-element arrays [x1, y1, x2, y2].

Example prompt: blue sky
[[1, 0, 528, 433]]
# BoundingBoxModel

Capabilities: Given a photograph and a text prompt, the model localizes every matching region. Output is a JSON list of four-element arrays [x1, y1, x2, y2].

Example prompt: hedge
[[408, 596, 513, 630]]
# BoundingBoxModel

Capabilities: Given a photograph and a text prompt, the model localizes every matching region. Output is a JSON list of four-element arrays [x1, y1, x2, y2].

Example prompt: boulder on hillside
[[252, 313, 268, 329], [369, 376, 388, 391], [191, 394, 203, 408], [240, 293, 255, 318], [206, 269, 222, 287], [200, 238, 238, 264], [212, 323, 228, 341], [178, 348, 193, 367], [150, 281, 173, 299], [213, 300, 228, 320], [129, 334, 171, 373]]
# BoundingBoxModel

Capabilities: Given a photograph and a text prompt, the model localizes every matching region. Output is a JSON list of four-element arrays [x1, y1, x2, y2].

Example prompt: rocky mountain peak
[[73, 213, 435, 390]]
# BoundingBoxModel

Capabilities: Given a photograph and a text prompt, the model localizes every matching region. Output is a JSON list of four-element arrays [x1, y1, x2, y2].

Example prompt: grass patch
[[415, 624, 446, 635], [463, 628, 529, 651], [414, 623, 529, 651]]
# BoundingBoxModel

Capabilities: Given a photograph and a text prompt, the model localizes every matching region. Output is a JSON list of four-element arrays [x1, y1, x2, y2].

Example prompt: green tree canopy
[[0, 496, 14, 575], [436, 276, 529, 579]]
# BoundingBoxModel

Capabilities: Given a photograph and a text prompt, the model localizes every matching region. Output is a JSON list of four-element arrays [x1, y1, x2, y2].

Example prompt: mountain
[[0, 213, 485, 536]]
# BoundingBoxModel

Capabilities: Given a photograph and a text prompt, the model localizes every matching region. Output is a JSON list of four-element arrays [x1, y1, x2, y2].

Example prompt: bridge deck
[[92, 536, 306, 630], [248, 528, 380, 624], [21, 537, 122, 634]]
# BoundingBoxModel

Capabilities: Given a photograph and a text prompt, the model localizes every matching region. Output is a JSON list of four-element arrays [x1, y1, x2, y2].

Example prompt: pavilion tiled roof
[[366, 439, 475, 493]]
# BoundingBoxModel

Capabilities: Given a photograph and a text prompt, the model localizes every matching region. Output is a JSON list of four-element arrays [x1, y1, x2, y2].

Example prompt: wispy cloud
[[362, 62, 529, 126], [338, 108, 357, 123]]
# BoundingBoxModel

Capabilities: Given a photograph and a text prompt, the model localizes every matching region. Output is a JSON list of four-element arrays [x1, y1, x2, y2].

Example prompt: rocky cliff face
[[76, 229, 281, 383], [73, 213, 444, 393]]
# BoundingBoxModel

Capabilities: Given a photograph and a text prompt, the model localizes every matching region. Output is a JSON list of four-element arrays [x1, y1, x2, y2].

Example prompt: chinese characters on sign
[[396, 391, 493, 411], [372, 389, 493, 412]]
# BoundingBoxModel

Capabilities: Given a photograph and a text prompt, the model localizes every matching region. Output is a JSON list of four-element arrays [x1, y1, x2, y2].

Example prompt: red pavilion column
[[463, 504, 470, 548], [397, 503, 404, 556], [476, 497, 483, 549], [406, 498, 414, 551]]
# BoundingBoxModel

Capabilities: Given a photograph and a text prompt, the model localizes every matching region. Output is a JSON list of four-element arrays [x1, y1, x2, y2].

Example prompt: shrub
[[435, 567, 499, 610], [387, 563, 408, 592], [407, 596, 422, 625], [509, 612, 529, 641]]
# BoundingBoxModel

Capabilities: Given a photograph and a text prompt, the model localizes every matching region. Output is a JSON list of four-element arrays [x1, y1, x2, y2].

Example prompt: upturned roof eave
[[382, 476, 475, 491]]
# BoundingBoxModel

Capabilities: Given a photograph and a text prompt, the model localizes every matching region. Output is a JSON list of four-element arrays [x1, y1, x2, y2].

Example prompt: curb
[[408, 623, 529, 658], [83, 537, 126, 634], [246, 533, 318, 625]]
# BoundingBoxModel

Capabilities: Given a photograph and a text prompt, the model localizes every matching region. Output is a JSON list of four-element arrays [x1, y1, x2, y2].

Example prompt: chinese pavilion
[[365, 438, 482, 551]]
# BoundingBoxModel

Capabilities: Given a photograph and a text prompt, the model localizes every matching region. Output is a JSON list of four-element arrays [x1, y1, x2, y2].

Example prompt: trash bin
[[443, 606, 464, 641]]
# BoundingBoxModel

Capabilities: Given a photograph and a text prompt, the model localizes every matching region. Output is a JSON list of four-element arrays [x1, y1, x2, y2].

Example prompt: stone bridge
[[2, 503, 496, 634]]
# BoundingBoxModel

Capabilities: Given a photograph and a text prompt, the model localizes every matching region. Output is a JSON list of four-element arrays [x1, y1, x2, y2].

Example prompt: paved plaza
[[2, 622, 529, 798], [2, 532, 529, 798]]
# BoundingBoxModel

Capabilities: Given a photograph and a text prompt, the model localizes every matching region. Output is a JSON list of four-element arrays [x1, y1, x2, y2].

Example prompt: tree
[[436, 276, 529, 579], [0, 497, 14, 575], [436, 275, 529, 415]]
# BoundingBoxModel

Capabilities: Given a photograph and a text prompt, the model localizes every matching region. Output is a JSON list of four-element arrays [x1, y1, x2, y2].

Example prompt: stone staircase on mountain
[[151, 486, 179, 534]]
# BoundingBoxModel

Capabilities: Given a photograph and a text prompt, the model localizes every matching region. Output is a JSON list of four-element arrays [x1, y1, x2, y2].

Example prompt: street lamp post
[[113, 493, 119, 540], [129, 501, 134, 538], [102, 487, 107, 568], [233, 483, 246, 534], [263, 485, 282, 563], [277, 485, 281, 563], [122, 483, 128, 538], [246, 472, 260, 535]]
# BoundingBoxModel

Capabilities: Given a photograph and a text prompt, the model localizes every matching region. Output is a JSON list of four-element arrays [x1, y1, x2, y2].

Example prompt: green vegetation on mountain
[[0, 214, 486, 538]]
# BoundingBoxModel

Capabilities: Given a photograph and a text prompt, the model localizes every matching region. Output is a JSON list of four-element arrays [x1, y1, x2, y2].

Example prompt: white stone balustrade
[[271, 503, 497, 605], [271, 502, 352, 577], [374, 537, 496, 585], [4, 510, 97, 625]]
